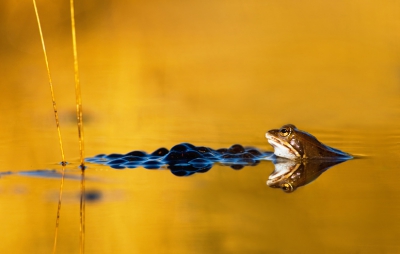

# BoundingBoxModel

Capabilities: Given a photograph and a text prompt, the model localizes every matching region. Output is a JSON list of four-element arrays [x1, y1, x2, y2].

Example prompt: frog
[[265, 124, 352, 160]]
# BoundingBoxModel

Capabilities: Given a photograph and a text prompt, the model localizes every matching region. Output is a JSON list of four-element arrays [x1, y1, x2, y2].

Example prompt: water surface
[[1, 1, 400, 253]]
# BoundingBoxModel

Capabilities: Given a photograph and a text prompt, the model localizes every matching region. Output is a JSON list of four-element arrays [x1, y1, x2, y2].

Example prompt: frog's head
[[265, 124, 304, 160], [265, 124, 352, 160]]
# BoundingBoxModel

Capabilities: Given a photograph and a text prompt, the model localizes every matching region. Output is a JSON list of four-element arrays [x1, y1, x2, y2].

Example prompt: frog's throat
[[265, 133, 300, 160]]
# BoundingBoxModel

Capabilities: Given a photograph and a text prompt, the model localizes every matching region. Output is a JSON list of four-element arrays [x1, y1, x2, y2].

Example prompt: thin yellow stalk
[[31, 1, 67, 254], [69, 0, 86, 253]]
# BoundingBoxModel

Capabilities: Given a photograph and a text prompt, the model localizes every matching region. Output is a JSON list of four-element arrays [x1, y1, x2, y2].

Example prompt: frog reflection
[[267, 158, 347, 192], [265, 124, 352, 160]]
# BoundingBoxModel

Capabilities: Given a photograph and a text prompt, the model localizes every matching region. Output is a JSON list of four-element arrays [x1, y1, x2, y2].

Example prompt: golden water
[[1, 1, 400, 253]]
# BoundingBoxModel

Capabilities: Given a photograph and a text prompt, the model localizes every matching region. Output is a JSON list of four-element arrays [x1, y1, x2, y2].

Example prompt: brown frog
[[265, 124, 352, 160]]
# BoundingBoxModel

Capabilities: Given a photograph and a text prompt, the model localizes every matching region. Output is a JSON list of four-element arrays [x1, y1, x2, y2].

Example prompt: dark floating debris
[[60, 161, 68, 166], [84, 189, 102, 202], [86, 143, 273, 176]]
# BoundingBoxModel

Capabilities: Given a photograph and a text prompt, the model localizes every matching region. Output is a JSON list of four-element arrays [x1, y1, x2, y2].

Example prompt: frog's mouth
[[265, 133, 300, 160]]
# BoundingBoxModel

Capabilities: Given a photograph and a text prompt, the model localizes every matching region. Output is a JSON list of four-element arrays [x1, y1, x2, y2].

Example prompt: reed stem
[[32, 1, 67, 253], [69, 0, 86, 252]]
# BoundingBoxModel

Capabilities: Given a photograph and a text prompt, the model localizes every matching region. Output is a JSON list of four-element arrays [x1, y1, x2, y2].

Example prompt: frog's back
[[303, 140, 352, 159], [297, 130, 352, 159]]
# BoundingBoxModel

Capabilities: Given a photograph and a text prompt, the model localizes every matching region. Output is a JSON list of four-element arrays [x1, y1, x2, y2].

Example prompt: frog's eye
[[281, 183, 294, 193], [279, 128, 290, 137]]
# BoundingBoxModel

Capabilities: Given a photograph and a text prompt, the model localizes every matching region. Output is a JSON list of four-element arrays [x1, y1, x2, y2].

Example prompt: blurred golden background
[[0, 0, 399, 253]]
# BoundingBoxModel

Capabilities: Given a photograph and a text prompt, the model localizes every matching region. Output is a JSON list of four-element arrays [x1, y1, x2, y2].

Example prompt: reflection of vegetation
[[267, 158, 348, 193]]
